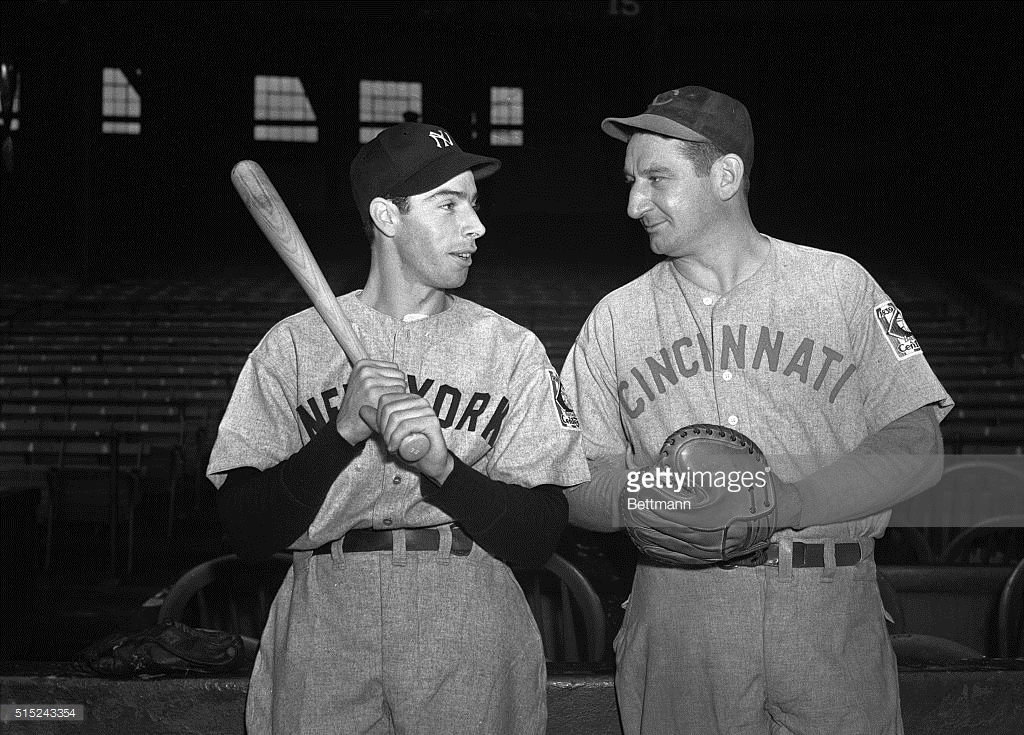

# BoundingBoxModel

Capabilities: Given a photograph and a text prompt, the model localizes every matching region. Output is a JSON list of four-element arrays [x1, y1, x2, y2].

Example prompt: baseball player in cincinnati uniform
[[208, 122, 589, 734], [559, 87, 953, 734]]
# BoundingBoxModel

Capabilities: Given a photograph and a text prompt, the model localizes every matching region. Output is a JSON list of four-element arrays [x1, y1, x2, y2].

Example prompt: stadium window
[[254, 75, 318, 143], [0, 64, 19, 132], [102, 67, 141, 135], [359, 79, 422, 143], [490, 86, 523, 146]]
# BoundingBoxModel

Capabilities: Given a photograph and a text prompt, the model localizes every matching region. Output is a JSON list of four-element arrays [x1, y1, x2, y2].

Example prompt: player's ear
[[369, 197, 399, 238], [713, 154, 744, 201]]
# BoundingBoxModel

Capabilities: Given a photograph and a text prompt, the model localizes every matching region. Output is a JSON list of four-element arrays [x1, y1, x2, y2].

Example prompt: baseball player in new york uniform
[[560, 87, 953, 734], [208, 122, 589, 734]]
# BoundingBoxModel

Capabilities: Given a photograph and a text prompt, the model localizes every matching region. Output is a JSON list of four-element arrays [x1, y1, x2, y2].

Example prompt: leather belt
[[721, 541, 862, 569], [765, 541, 862, 567], [312, 525, 473, 557]]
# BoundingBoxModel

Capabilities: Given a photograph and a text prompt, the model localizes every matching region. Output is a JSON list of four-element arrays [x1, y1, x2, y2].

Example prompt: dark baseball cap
[[601, 86, 754, 173], [350, 122, 500, 227]]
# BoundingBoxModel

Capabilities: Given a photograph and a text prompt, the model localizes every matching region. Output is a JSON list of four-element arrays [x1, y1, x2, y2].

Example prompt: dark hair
[[363, 195, 411, 242], [674, 139, 750, 195]]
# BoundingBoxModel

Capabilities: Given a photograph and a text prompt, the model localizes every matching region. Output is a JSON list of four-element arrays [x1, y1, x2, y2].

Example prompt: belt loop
[[330, 538, 345, 566], [858, 537, 873, 563], [778, 537, 794, 582], [821, 539, 837, 583], [293, 549, 312, 581], [391, 528, 408, 566], [436, 524, 453, 564]]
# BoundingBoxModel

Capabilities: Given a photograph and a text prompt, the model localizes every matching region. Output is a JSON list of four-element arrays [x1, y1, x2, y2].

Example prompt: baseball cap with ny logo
[[350, 122, 500, 227]]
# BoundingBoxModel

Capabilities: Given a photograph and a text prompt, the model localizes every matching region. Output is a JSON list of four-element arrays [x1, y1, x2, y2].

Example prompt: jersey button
[[392, 475, 402, 485], [722, 370, 733, 381], [383, 518, 393, 526], [727, 415, 738, 426], [702, 296, 714, 306]]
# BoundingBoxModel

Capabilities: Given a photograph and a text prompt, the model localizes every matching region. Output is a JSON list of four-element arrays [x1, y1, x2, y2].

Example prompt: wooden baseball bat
[[231, 159, 429, 462]]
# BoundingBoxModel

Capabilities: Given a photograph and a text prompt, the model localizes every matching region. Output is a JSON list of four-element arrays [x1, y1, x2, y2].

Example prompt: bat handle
[[359, 403, 431, 462], [398, 434, 430, 462]]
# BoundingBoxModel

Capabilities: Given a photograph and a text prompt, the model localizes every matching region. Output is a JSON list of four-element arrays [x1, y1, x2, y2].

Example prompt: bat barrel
[[232, 159, 427, 463]]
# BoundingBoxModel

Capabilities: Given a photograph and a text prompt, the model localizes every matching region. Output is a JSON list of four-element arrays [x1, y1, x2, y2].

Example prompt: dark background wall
[[1, 1, 1021, 286]]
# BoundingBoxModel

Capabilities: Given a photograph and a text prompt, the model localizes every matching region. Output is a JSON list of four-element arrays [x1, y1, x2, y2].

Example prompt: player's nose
[[463, 207, 486, 240], [626, 182, 650, 220]]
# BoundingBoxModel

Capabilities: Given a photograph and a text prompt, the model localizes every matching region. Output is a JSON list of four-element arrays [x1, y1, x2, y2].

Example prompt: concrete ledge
[[2, 661, 1024, 734]]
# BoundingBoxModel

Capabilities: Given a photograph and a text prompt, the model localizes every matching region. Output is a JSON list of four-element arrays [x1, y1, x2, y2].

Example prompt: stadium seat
[[45, 466, 141, 577], [135, 444, 185, 538], [875, 527, 936, 565], [938, 515, 1024, 566], [514, 553, 607, 662], [0, 439, 64, 466], [888, 633, 984, 664], [157, 553, 293, 652], [879, 565, 1013, 655], [997, 556, 1024, 657]]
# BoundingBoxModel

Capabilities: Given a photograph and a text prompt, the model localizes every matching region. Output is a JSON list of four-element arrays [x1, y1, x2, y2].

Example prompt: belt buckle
[[720, 546, 771, 569], [748, 546, 771, 567]]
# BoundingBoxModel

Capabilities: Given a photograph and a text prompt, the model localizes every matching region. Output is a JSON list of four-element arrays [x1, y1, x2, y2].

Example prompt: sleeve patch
[[874, 300, 923, 361], [547, 369, 581, 430]]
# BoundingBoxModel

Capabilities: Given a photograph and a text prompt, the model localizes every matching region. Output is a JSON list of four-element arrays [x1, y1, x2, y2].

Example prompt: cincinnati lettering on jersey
[[618, 324, 858, 419], [295, 375, 510, 446]]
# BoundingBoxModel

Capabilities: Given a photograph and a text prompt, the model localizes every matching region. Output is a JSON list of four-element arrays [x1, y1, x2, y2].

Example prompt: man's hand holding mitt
[[621, 424, 801, 566]]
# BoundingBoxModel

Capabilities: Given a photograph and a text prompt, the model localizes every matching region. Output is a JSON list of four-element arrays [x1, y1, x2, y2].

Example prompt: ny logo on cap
[[651, 89, 681, 106], [428, 129, 454, 149]]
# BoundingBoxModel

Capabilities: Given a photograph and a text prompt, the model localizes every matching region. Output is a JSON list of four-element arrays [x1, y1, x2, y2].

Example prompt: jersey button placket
[[715, 300, 738, 429], [374, 461, 402, 530]]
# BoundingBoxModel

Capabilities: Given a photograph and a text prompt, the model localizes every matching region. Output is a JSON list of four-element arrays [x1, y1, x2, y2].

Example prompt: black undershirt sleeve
[[218, 426, 568, 569], [420, 456, 570, 569], [216, 425, 361, 562]]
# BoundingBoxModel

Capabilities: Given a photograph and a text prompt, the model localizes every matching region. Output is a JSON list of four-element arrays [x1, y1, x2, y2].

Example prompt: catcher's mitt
[[622, 424, 777, 566]]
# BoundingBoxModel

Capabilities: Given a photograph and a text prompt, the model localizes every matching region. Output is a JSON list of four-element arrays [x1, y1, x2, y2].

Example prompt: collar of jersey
[[657, 234, 780, 301], [342, 291, 468, 346]]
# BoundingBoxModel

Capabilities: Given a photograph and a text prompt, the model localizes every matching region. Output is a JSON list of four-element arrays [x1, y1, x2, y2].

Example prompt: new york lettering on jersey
[[296, 374, 509, 446]]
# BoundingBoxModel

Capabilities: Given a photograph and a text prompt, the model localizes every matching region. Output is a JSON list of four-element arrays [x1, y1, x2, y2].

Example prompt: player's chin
[[442, 267, 470, 289], [645, 232, 666, 254], [648, 234, 682, 258]]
